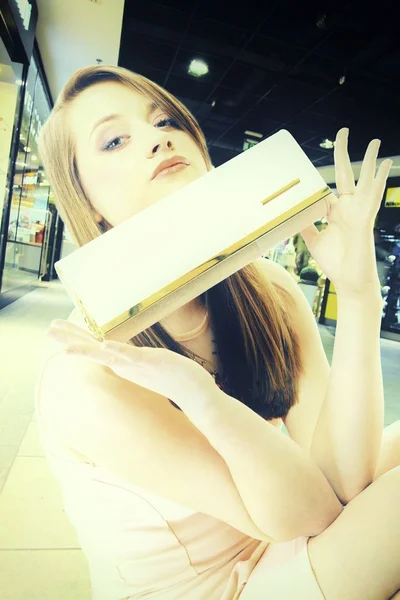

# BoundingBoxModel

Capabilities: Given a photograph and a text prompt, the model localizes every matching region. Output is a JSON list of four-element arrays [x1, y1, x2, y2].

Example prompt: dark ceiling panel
[[123, 2, 190, 33], [246, 35, 307, 74], [258, 3, 337, 51], [194, 2, 266, 31], [315, 25, 372, 62], [119, 0, 400, 165], [290, 54, 343, 90], [164, 73, 216, 102], [219, 62, 277, 97], [120, 38, 177, 72], [187, 18, 250, 50]]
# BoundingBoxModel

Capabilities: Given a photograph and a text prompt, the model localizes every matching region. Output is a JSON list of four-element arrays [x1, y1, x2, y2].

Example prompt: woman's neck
[[160, 297, 207, 338]]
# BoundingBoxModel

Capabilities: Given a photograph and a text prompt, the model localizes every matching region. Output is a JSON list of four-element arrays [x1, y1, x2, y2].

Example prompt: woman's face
[[67, 81, 209, 227]]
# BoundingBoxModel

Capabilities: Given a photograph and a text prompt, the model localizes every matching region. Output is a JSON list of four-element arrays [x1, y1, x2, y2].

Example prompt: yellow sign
[[385, 187, 400, 208]]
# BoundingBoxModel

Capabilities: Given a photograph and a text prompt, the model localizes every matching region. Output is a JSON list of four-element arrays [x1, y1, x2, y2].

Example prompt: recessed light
[[32, 155, 37, 161], [188, 59, 209, 77], [319, 139, 335, 149], [244, 130, 263, 139], [23, 146, 31, 152], [211, 100, 216, 107]]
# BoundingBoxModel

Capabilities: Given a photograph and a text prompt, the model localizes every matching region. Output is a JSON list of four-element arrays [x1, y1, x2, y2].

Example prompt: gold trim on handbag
[[58, 184, 330, 341]]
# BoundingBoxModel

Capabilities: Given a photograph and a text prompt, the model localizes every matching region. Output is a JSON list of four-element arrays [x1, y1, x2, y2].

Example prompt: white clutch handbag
[[55, 129, 331, 342]]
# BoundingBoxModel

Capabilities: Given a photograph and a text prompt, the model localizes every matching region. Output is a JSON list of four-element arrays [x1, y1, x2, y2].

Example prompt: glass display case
[[377, 222, 400, 333], [0, 37, 24, 246], [3, 56, 52, 293]]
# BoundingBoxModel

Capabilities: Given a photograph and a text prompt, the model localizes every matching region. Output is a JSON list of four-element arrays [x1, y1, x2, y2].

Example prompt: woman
[[36, 65, 400, 600]]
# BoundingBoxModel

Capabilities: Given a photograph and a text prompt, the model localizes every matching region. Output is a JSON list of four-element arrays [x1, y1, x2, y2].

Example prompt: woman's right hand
[[47, 320, 220, 421]]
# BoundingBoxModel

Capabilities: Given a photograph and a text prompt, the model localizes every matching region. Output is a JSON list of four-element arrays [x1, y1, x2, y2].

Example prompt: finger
[[357, 139, 381, 194], [371, 159, 393, 211], [66, 342, 129, 368], [334, 128, 356, 195], [46, 329, 97, 351], [300, 224, 319, 248], [50, 319, 92, 335], [48, 320, 97, 344]]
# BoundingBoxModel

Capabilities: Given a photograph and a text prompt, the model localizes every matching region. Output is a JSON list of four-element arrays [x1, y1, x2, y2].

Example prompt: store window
[[377, 186, 400, 333], [3, 56, 53, 293], [0, 36, 24, 241], [265, 218, 328, 316]]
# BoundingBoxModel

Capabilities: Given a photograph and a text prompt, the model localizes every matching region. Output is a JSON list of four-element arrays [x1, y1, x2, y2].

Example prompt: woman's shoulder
[[253, 258, 299, 308], [254, 257, 295, 289]]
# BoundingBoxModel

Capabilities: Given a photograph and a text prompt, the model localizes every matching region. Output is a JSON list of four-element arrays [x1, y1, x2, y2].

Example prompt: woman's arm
[[47, 322, 343, 543], [257, 257, 385, 505], [309, 289, 384, 504], [201, 387, 344, 541], [299, 129, 392, 504]]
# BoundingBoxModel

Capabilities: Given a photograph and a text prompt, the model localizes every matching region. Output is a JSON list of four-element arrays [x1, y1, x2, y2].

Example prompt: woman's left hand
[[301, 128, 392, 298]]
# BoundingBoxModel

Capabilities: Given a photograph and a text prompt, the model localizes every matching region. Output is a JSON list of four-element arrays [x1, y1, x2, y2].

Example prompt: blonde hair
[[39, 65, 302, 419], [39, 65, 212, 245]]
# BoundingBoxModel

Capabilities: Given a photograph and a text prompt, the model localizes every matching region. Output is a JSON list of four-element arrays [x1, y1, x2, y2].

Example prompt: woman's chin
[[154, 169, 204, 197]]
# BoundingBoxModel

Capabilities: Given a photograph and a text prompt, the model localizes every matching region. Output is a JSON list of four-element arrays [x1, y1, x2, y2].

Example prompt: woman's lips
[[153, 162, 189, 180], [151, 156, 190, 180]]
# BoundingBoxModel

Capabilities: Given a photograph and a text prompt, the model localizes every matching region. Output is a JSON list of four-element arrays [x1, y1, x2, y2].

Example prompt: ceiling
[[118, 0, 400, 169], [35, 0, 124, 102]]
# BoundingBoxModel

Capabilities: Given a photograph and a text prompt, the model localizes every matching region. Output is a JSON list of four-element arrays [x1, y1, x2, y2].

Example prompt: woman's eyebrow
[[89, 114, 121, 139], [89, 102, 161, 139]]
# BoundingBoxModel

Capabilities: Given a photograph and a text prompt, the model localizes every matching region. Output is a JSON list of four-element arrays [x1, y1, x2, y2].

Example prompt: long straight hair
[[39, 65, 302, 420]]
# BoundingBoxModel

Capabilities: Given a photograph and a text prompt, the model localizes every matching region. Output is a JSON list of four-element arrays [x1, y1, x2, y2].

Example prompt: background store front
[[0, 0, 61, 308]]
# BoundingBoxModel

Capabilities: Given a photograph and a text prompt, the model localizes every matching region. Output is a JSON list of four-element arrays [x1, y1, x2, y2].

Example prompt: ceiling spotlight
[[316, 14, 327, 29], [339, 75, 346, 85], [211, 100, 216, 107], [244, 130, 263, 139], [320, 138, 335, 149], [188, 59, 209, 77]]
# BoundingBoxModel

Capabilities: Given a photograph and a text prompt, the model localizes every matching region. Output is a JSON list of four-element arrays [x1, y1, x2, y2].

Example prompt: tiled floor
[[0, 281, 399, 599], [0, 267, 39, 294]]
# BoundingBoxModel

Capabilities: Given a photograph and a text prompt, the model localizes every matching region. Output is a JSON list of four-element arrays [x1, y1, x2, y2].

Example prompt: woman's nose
[[148, 136, 175, 157]]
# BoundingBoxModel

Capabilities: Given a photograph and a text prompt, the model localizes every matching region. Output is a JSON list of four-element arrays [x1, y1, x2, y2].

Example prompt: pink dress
[[35, 310, 326, 599]]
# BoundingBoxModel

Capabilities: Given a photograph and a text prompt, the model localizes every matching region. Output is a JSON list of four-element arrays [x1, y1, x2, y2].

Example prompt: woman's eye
[[155, 116, 178, 129], [103, 136, 129, 151]]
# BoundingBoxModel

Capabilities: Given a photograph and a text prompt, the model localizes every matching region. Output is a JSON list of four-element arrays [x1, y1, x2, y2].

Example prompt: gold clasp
[[261, 178, 301, 206]]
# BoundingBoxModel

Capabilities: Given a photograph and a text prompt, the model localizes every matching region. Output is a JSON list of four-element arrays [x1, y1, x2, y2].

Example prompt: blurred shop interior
[[0, 0, 399, 340]]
